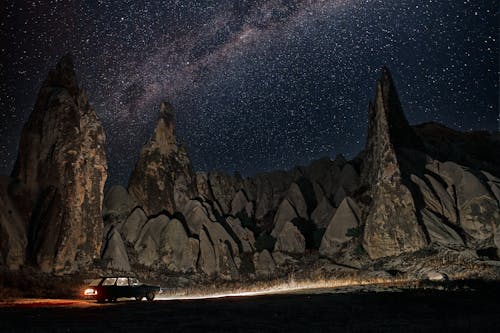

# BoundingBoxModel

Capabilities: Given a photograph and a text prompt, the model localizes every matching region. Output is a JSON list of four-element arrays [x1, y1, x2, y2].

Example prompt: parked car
[[84, 277, 161, 303]]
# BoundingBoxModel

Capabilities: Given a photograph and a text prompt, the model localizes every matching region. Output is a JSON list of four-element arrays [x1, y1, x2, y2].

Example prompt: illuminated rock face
[[11, 55, 107, 273], [361, 68, 427, 259], [128, 102, 197, 216]]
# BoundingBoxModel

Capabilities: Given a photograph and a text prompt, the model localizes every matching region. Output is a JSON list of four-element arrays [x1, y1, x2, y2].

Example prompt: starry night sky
[[1, 0, 498, 186]]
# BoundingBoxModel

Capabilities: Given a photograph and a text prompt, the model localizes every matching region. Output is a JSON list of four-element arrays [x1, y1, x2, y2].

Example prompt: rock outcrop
[[253, 250, 276, 277], [101, 226, 131, 271], [160, 219, 198, 273], [274, 221, 305, 254], [361, 67, 427, 259], [128, 102, 197, 216], [320, 197, 361, 258], [11, 55, 107, 273], [134, 215, 169, 266]]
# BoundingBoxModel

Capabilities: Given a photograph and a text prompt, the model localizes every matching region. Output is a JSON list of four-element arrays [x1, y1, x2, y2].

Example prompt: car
[[84, 277, 161, 303]]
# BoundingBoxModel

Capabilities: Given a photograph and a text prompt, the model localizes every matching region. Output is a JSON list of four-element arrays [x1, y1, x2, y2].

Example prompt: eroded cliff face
[[11, 55, 107, 273], [128, 102, 197, 216]]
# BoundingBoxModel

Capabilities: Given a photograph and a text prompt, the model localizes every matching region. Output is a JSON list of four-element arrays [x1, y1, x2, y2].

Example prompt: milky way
[[1, 0, 498, 185]]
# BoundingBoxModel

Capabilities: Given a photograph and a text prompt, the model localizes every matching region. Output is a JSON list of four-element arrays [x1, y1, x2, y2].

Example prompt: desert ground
[[1, 283, 499, 332]]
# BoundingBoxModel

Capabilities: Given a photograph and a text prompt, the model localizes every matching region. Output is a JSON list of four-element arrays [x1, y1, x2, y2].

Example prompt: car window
[[102, 278, 117, 286], [116, 277, 129, 286], [130, 278, 140, 286]]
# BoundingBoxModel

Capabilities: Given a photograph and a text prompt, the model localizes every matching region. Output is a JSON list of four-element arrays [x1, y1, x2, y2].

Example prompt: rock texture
[[160, 219, 198, 272], [254, 250, 276, 277], [11, 55, 107, 273], [274, 222, 305, 254], [101, 226, 131, 271], [128, 102, 197, 216], [361, 67, 427, 259], [134, 215, 169, 266], [320, 197, 361, 258], [0, 177, 30, 270]]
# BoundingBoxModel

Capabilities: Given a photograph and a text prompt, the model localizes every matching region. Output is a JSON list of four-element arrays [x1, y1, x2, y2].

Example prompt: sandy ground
[[1, 286, 499, 332]]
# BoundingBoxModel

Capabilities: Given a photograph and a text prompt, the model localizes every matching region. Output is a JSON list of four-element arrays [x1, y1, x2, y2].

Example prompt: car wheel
[[146, 292, 155, 301], [135, 296, 143, 301], [97, 297, 105, 303]]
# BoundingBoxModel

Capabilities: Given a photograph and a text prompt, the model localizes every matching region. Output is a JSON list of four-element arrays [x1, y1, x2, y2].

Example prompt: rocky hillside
[[1, 57, 499, 282]]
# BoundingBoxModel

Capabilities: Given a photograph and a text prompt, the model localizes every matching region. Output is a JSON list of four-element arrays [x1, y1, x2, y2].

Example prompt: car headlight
[[84, 288, 97, 296]]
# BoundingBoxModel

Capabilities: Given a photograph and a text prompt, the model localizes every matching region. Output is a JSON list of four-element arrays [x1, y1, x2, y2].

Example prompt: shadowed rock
[[0, 177, 30, 270]]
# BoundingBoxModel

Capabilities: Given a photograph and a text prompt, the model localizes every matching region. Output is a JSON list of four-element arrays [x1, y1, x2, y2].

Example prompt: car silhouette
[[84, 277, 161, 303]]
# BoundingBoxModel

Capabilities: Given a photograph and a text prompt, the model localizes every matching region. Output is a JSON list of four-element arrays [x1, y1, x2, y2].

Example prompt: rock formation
[[361, 67, 427, 259], [3, 59, 499, 285], [320, 197, 361, 258], [101, 226, 131, 271], [10, 55, 107, 273], [0, 177, 30, 270], [128, 102, 197, 216]]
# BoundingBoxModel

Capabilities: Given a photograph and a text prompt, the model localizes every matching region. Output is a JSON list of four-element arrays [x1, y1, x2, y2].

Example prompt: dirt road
[[1, 288, 499, 332]]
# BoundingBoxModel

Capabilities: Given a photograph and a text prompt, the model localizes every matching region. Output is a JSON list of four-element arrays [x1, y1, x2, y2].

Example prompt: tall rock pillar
[[12, 55, 107, 273], [361, 68, 427, 259], [128, 102, 197, 216]]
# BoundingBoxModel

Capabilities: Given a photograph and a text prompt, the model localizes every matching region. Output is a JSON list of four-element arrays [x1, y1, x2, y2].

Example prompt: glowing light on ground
[[156, 277, 412, 301]]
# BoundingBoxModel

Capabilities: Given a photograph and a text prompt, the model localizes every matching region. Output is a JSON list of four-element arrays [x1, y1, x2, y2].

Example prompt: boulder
[[421, 209, 464, 246], [134, 215, 169, 266], [207, 171, 240, 214], [271, 199, 298, 238], [425, 271, 449, 281], [253, 250, 276, 277], [319, 197, 360, 258], [285, 183, 308, 219], [101, 226, 130, 271], [311, 197, 336, 229], [120, 207, 148, 244], [199, 228, 217, 276], [214, 241, 240, 280], [160, 219, 198, 272], [251, 171, 294, 220], [11, 55, 107, 273], [274, 222, 305, 255], [181, 199, 215, 236], [200, 221, 240, 279], [424, 173, 458, 224], [230, 189, 254, 217], [128, 102, 197, 216], [226, 217, 255, 253], [439, 161, 500, 241]]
